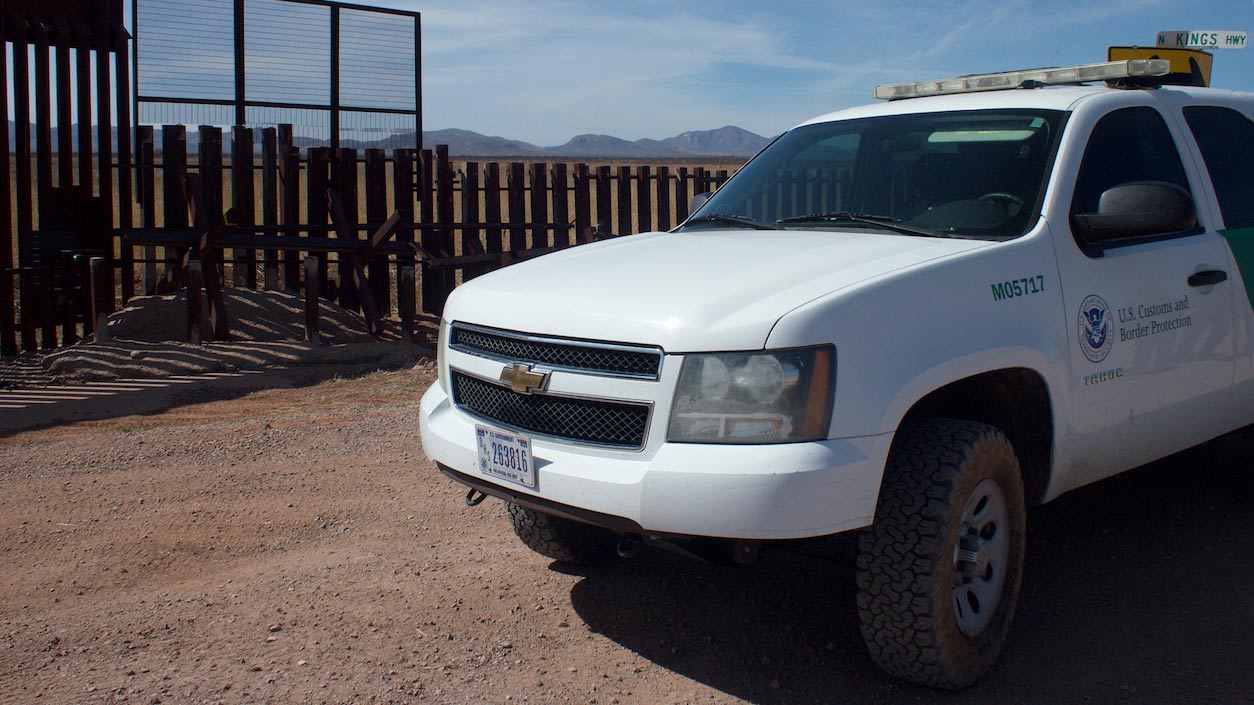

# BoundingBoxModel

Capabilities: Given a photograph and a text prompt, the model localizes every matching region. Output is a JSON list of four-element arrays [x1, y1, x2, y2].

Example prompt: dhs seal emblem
[[1078, 294, 1113, 363]]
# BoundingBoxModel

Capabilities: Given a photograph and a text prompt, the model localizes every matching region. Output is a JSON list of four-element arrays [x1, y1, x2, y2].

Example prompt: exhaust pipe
[[617, 533, 645, 559]]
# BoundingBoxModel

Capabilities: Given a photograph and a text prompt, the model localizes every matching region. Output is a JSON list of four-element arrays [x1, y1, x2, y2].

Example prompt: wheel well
[[898, 368, 1053, 505]]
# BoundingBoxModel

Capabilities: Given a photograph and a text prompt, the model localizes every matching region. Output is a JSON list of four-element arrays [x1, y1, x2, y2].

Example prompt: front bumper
[[420, 382, 890, 540]]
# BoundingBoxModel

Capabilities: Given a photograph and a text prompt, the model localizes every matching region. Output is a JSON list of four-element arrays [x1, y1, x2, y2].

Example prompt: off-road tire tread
[[856, 418, 1025, 689], [506, 502, 617, 565]]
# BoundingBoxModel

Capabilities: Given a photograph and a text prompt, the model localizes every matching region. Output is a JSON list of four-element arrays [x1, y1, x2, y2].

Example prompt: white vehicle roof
[[796, 83, 1251, 128]]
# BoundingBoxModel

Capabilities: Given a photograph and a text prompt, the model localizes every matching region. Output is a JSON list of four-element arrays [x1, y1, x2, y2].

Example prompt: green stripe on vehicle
[[1219, 228, 1254, 314]]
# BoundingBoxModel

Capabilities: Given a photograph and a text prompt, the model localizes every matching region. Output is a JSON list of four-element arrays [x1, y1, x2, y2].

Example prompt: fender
[[766, 223, 1072, 491]]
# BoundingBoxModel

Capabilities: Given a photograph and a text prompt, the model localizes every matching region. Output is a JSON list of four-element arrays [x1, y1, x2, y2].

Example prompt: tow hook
[[617, 533, 645, 559], [464, 489, 488, 507]]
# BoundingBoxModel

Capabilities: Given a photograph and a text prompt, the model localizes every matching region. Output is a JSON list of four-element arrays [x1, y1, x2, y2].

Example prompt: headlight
[[667, 346, 834, 444]]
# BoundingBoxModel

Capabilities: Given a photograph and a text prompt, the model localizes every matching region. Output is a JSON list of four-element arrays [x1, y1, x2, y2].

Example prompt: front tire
[[506, 502, 617, 565], [856, 419, 1026, 688]]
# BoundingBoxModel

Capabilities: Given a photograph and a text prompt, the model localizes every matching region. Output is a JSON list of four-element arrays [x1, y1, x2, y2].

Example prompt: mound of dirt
[[42, 340, 431, 381], [37, 289, 437, 382], [102, 288, 376, 344]]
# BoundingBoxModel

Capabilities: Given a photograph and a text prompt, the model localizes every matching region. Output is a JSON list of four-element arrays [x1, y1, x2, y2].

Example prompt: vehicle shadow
[[568, 438, 1254, 704]]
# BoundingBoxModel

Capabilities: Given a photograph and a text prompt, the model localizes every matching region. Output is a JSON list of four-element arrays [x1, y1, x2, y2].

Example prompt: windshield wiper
[[682, 213, 775, 231], [776, 212, 950, 238]]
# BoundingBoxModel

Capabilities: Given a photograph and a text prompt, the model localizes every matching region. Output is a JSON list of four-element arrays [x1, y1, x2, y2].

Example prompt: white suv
[[419, 57, 1254, 687]]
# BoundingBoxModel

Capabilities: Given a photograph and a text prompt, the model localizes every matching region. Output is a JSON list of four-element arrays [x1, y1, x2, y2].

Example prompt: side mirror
[[1072, 181, 1197, 243], [689, 191, 713, 214]]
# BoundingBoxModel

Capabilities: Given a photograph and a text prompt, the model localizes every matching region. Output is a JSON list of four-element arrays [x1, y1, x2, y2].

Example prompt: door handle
[[1188, 270, 1228, 287]]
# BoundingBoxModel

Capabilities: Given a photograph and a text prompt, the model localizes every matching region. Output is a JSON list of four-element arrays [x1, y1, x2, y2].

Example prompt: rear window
[[1183, 106, 1254, 229]]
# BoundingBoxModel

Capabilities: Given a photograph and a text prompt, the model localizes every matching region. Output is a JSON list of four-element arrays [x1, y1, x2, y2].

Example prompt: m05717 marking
[[991, 275, 1045, 302]]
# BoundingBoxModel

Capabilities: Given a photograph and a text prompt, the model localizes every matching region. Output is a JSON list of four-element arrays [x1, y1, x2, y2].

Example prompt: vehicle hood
[[443, 228, 991, 352]]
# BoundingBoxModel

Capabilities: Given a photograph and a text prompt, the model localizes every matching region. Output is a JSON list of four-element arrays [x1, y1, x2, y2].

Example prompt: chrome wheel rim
[[951, 478, 1010, 637]]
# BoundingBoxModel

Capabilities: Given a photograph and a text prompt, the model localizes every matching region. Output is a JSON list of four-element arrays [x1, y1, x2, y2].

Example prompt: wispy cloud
[[416, 1, 859, 142]]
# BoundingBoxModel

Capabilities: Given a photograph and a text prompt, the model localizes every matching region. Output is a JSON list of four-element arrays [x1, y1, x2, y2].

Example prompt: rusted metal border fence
[[2, 1, 129, 356], [4, 118, 735, 355], [123, 128, 732, 319]]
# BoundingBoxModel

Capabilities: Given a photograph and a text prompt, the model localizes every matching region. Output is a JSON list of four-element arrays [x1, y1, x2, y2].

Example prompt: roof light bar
[[873, 59, 1172, 100]]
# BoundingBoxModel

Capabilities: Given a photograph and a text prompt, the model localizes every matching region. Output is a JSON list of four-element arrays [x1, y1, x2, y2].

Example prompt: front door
[[1052, 101, 1235, 489]]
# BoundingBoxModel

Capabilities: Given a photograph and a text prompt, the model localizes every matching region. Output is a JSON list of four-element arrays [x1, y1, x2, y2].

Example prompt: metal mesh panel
[[245, 105, 330, 141], [451, 325, 661, 378], [452, 373, 650, 449], [340, 8, 415, 111], [245, 0, 330, 105], [139, 101, 236, 128], [137, 0, 235, 101], [340, 110, 418, 148]]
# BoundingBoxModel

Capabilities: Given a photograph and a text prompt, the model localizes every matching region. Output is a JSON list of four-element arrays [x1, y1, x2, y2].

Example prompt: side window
[[1070, 107, 1191, 217], [1183, 106, 1254, 229]]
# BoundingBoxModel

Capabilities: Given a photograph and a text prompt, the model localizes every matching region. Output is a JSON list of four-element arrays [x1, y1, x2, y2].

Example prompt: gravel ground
[[1, 366, 1252, 705]]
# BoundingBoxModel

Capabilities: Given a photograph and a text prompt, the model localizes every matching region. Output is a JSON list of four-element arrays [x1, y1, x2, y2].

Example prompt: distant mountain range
[[418, 125, 770, 158], [7, 122, 769, 158]]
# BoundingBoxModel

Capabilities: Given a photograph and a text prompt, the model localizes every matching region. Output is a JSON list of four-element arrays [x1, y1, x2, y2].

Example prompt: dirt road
[[1, 366, 1251, 704]]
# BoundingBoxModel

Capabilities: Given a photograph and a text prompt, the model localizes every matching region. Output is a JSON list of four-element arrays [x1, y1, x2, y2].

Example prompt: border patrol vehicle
[[419, 36, 1253, 687]]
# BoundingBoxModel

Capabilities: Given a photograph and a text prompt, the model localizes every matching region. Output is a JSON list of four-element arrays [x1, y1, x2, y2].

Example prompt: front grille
[[450, 324, 661, 379], [451, 372, 650, 449]]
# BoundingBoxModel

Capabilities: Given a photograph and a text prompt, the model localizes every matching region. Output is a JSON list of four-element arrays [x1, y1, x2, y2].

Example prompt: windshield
[[680, 109, 1064, 239]]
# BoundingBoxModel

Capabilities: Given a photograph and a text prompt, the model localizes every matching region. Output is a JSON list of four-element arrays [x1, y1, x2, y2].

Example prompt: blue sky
[[16, 1, 1254, 145], [374, 0, 1254, 144]]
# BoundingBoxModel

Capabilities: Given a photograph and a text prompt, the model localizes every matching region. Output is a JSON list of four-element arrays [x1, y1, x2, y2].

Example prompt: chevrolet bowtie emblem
[[499, 363, 549, 394]]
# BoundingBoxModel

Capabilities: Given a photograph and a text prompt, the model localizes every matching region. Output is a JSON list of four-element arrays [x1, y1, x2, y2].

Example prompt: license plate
[[476, 425, 535, 488]]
